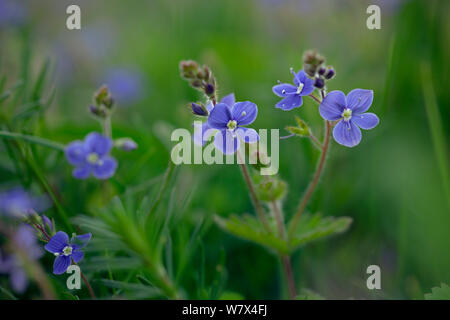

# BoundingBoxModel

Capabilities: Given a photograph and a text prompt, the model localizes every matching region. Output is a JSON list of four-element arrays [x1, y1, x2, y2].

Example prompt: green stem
[[0, 130, 65, 151], [288, 120, 331, 238], [271, 200, 296, 299], [237, 150, 271, 233]]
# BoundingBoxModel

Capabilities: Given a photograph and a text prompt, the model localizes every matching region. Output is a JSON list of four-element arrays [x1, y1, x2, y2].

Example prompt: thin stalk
[[145, 160, 175, 224], [271, 200, 296, 299], [288, 120, 331, 238], [308, 94, 321, 104], [80, 269, 96, 299], [237, 150, 271, 233], [103, 116, 112, 139], [0, 130, 65, 151]]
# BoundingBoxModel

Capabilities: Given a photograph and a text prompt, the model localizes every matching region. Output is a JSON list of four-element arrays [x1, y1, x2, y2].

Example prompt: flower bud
[[89, 105, 107, 118], [314, 78, 325, 89], [325, 67, 335, 79], [179, 60, 199, 79], [204, 83, 215, 96], [318, 67, 326, 75], [114, 138, 138, 151], [190, 102, 208, 116]]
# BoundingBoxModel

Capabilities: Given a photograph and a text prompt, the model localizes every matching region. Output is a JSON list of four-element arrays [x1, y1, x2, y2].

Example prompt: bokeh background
[[0, 0, 449, 299]]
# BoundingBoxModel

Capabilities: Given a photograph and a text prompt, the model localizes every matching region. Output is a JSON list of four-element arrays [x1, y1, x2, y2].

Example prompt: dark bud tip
[[325, 67, 335, 79], [189, 79, 202, 88], [190, 102, 208, 116], [314, 78, 325, 89], [318, 67, 326, 76], [204, 83, 215, 96], [89, 105, 107, 118]]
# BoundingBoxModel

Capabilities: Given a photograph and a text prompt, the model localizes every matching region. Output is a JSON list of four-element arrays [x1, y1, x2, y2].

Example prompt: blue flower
[[104, 68, 144, 106], [65, 132, 118, 180], [44, 231, 92, 275], [319, 89, 379, 147], [207, 100, 259, 154], [0, 225, 43, 293], [193, 93, 235, 146], [272, 69, 315, 110], [0, 188, 50, 218]]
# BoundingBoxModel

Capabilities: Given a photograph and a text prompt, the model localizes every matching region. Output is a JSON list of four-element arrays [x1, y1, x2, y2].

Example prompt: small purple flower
[[44, 231, 91, 275], [319, 89, 380, 147], [207, 100, 259, 155], [193, 93, 236, 146], [273, 69, 315, 110], [0, 188, 49, 218], [65, 132, 118, 180], [0, 0, 27, 28], [0, 225, 43, 293]]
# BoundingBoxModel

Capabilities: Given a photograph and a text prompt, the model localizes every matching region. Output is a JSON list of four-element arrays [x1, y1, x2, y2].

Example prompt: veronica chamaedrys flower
[[65, 132, 118, 180], [272, 69, 315, 110], [0, 188, 49, 218], [193, 93, 235, 146], [207, 101, 259, 154], [319, 89, 379, 147], [0, 225, 43, 293], [44, 231, 92, 275]]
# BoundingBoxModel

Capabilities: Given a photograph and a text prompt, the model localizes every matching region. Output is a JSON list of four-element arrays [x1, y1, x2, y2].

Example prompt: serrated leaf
[[288, 213, 352, 252], [215, 214, 287, 254], [425, 283, 450, 300]]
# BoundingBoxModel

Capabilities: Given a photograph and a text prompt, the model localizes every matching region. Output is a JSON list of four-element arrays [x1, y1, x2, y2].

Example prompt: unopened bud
[[190, 102, 208, 116], [204, 83, 215, 96], [325, 67, 335, 79], [114, 138, 138, 151], [314, 78, 325, 89], [89, 105, 107, 118], [180, 60, 199, 79], [318, 67, 326, 75]]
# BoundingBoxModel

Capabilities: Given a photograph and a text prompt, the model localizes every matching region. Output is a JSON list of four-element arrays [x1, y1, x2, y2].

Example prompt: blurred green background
[[0, 0, 449, 299]]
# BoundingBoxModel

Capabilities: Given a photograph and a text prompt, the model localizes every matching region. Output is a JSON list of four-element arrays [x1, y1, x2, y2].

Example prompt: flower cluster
[[273, 50, 379, 147]]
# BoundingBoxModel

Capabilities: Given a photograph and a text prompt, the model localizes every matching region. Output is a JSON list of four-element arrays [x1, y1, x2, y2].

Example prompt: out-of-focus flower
[[319, 89, 379, 147], [0, 0, 27, 28], [193, 93, 235, 146], [0, 225, 43, 293], [0, 188, 49, 218], [103, 68, 144, 106], [114, 137, 138, 152], [273, 69, 314, 110], [44, 231, 91, 275], [65, 132, 118, 180], [207, 101, 259, 154]]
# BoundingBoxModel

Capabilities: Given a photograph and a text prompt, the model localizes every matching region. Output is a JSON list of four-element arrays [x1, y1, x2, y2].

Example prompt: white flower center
[[227, 120, 237, 131], [86, 152, 99, 164], [296, 82, 304, 94], [342, 108, 352, 121], [62, 246, 73, 256]]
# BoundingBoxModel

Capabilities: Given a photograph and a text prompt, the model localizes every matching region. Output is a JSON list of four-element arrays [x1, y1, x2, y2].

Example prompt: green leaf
[[288, 213, 352, 252], [425, 283, 450, 300], [215, 214, 287, 254], [296, 289, 325, 300], [219, 291, 245, 300]]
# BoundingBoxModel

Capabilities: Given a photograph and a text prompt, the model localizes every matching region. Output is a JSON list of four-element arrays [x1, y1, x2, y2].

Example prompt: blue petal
[[71, 233, 92, 249], [92, 156, 117, 180], [236, 127, 259, 143], [42, 215, 52, 232], [272, 83, 297, 97], [351, 112, 379, 130], [72, 166, 91, 179], [71, 250, 84, 263], [207, 103, 232, 129], [231, 101, 258, 126], [193, 122, 215, 146], [65, 141, 87, 166], [319, 90, 346, 120], [84, 132, 113, 156], [220, 93, 235, 108], [53, 255, 71, 275], [296, 71, 315, 96], [346, 89, 373, 114], [45, 231, 69, 254], [333, 120, 362, 147], [214, 130, 240, 155], [275, 94, 302, 111]]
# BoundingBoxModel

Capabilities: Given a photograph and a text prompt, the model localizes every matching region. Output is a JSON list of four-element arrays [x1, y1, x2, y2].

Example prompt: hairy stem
[[237, 150, 271, 233], [288, 120, 331, 238]]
